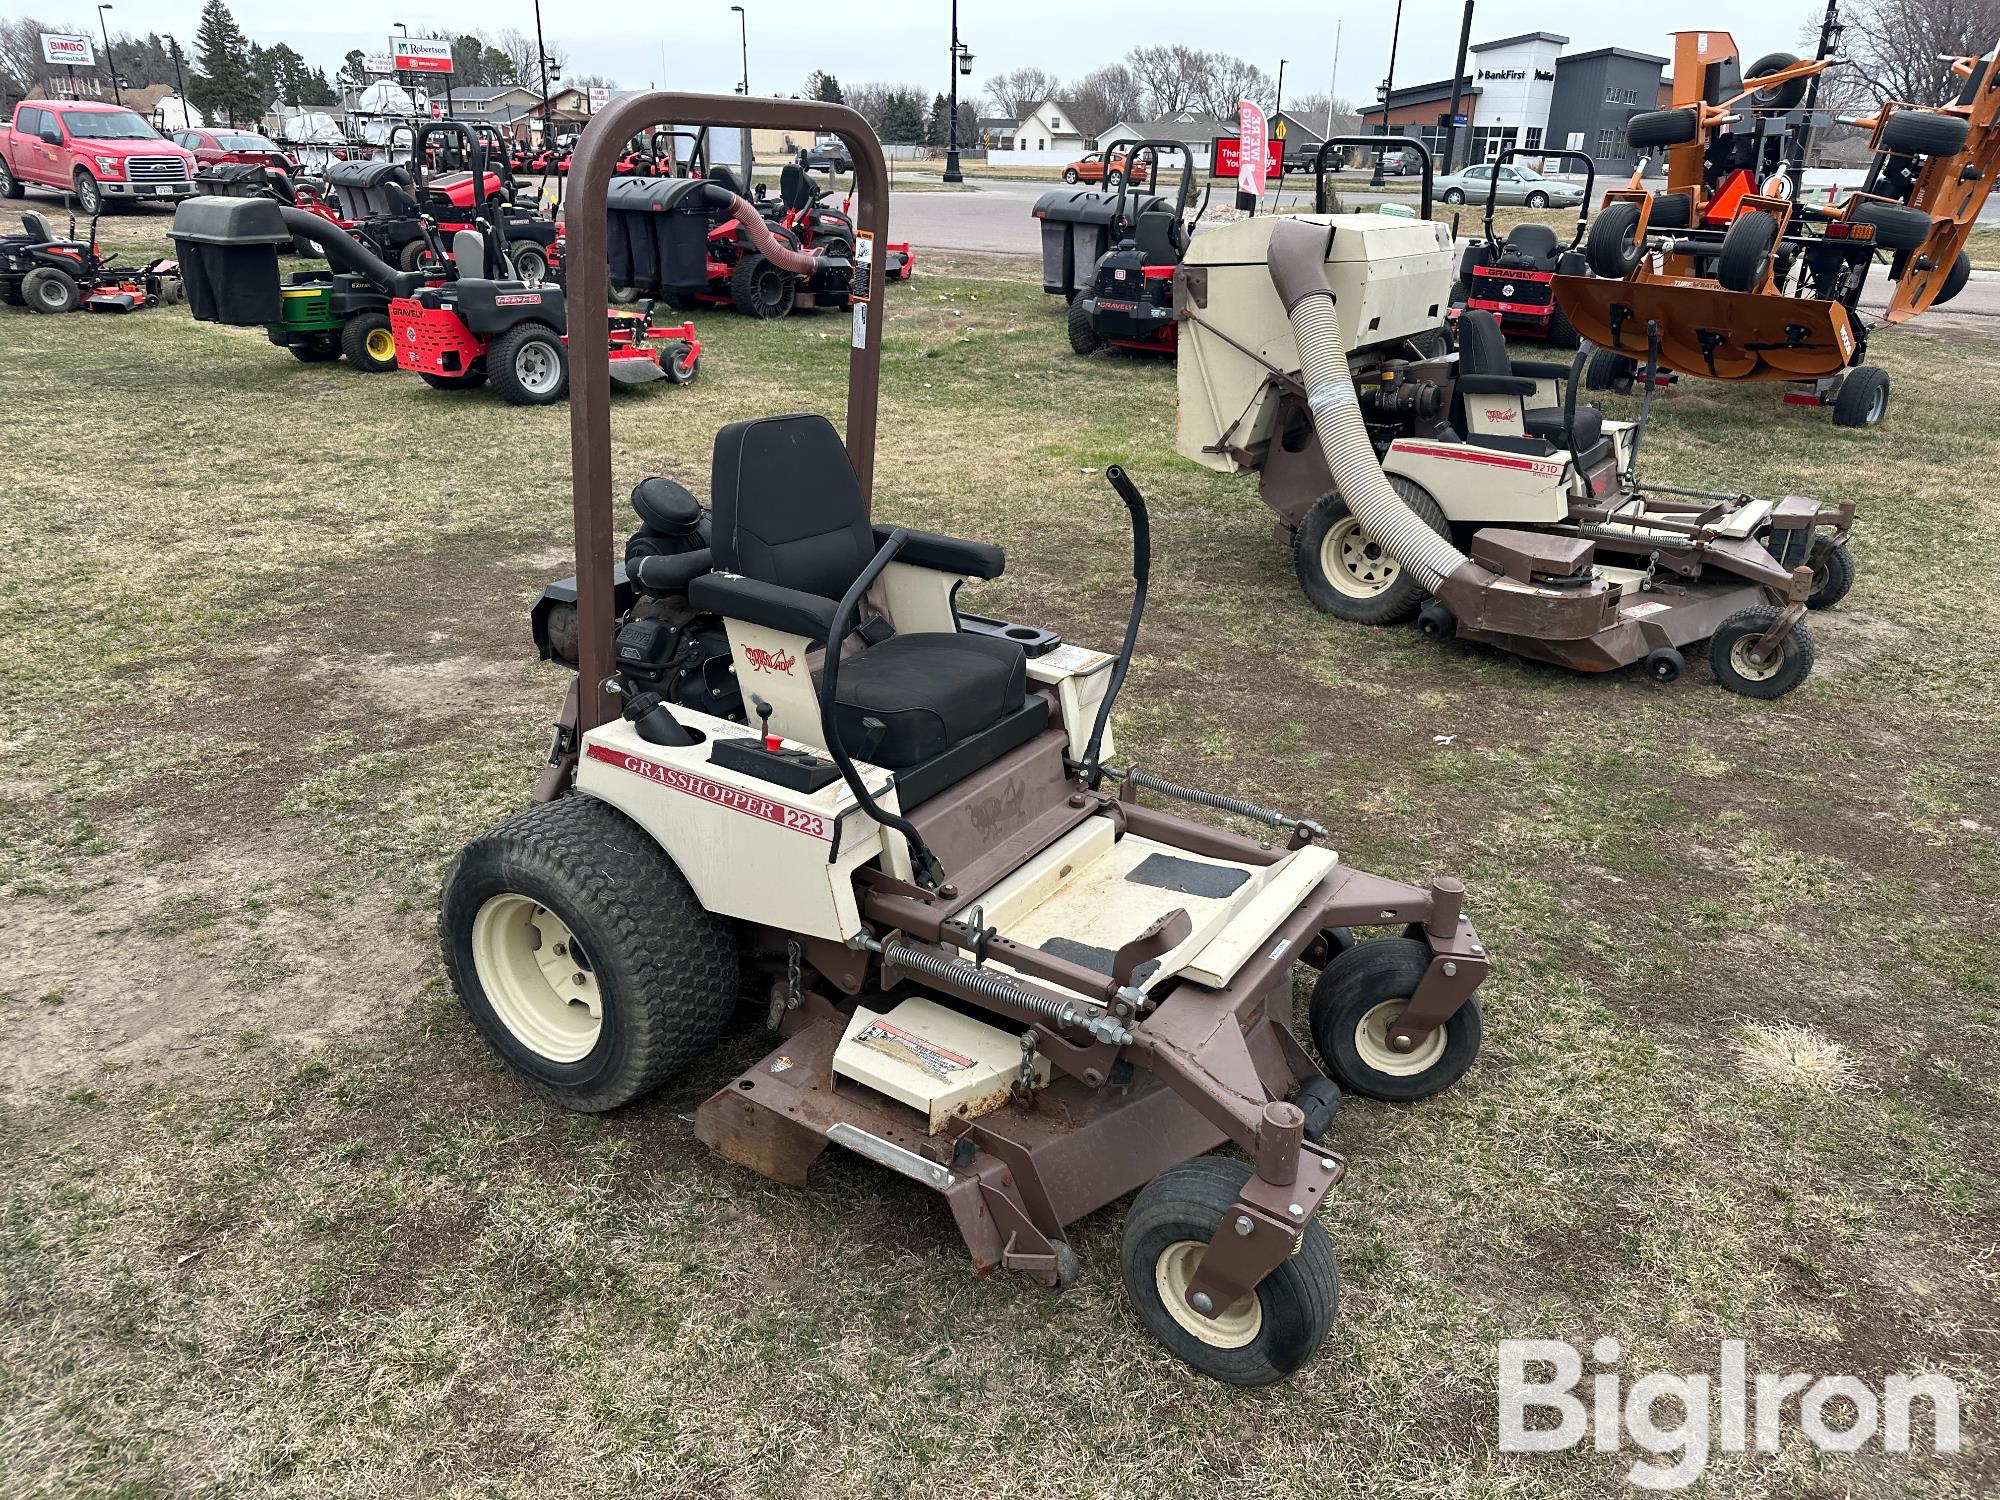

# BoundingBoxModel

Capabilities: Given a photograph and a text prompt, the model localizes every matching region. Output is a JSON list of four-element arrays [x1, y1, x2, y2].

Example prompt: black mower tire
[[0, 159, 21, 198], [1717, 210, 1781, 292], [1585, 346, 1637, 393], [1937, 250, 1972, 306], [21, 266, 80, 315], [663, 346, 700, 384], [1544, 301, 1580, 350], [1449, 278, 1469, 307], [439, 795, 741, 1113], [1294, 478, 1450, 626], [1645, 647, 1686, 683], [1709, 609, 1815, 698], [608, 284, 644, 305], [1067, 293, 1103, 355], [287, 334, 341, 362], [1586, 201, 1645, 279], [488, 321, 570, 405], [1806, 541, 1856, 610], [1848, 200, 1934, 253], [340, 310, 399, 373], [729, 253, 796, 319], [1119, 1155, 1338, 1387], [662, 289, 702, 311], [420, 361, 487, 390], [1879, 109, 1970, 158], [1745, 52, 1810, 112], [398, 238, 432, 273], [1625, 107, 1700, 151], [1647, 191, 1694, 230], [509, 243, 551, 283], [1309, 938, 1483, 1102], [1832, 365, 1890, 427]]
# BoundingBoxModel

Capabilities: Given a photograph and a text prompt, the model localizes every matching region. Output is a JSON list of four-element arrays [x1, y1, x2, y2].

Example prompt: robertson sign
[[391, 37, 455, 74], [40, 32, 96, 67]]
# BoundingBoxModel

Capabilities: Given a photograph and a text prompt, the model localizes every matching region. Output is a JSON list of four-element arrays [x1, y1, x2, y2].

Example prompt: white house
[[1013, 100, 1086, 154]]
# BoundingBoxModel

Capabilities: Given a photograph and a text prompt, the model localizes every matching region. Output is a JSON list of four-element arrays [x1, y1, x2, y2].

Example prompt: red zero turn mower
[[1067, 139, 1198, 357], [1451, 149, 1595, 348], [440, 94, 1493, 1388], [605, 172, 855, 317]]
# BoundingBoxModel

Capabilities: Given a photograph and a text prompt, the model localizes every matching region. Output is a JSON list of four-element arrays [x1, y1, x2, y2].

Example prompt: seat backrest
[[707, 164, 750, 199], [1134, 209, 1177, 264], [1456, 309, 1513, 379], [453, 228, 489, 277], [780, 163, 817, 212], [1499, 222, 1560, 263], [711, 413, 877, 601], [21, 210, 52, 242]]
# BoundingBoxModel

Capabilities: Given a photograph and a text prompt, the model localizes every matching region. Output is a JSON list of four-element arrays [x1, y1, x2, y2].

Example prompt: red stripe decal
[[1395, 443, 1546, 472], [584, 743, 830, 840]]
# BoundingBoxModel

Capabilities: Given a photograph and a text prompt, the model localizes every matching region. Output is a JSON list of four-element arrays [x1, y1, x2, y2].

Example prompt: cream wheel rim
[[1728, 635, 1785, 682], [1353, 999, 1448, 1077], [1154, 1239, 1263, 1348], [470, 894, 602, 1062], [1320, 517, 1400, 598]]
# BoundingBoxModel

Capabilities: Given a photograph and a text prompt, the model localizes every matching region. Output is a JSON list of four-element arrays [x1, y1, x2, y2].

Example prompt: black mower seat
[[20, 210, 53, 242], [1526, 404, 1603, 452], [695, 412, 1046, 784], [1458, 309, 1604, 454], [1497, 222, 1560, 265], [1134, 209, 1180, 265], [780, 163, 817, 212], [706, 164, 751, 199]]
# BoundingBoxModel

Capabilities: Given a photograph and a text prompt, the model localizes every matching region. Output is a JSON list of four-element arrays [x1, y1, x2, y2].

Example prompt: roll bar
[[566, 93, 889, 731], [1483, 147, 1596, 251], [1312, 135, 1432, 218], [1104, 138, 1195, 238]]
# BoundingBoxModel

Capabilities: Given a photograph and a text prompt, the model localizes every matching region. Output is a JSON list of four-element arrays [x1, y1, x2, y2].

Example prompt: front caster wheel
[[1309, 938, 1483, 1102], [1644, 646, 1685, 682], [1121, 1156, 1338, 1387], [1417, 601, 1457, 639], [1805, 541, 1854, 610], [1709, 609, 1814, 699]]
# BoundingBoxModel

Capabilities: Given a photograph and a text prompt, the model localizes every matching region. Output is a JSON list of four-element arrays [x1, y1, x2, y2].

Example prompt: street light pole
[[731, 5, 751, 184], [1324, 19, 1341, 143], [1368, 0, 1406, 188], [164, 32, 187, 129], [943, 0, 965, 184], [532, 0, 553, 151], [1441, 0, 1475, 173], [96, 4, 120, 105]]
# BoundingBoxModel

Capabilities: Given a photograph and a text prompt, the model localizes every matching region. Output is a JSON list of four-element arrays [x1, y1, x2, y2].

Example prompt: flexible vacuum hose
[[1266, 220, 1470, 592], [700, 184, 838, 278], [278, 204, 405, 289]]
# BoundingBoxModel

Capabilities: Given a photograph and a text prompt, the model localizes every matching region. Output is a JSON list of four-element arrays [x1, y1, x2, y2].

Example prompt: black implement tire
[[608, 283, 644, 305], [1626, 107, 1700, 150], [1585, 346, 1637, 393], [1545, 301, 1580, 349], [1849, 200, 1933, 253], [729, 252, 796, 318], [1709, 609, 1814, 698], [1294, 477, 1450, 626], [1645, 647, 1686, 683], [440, 795, 740, 1113], [1449, 278, 1469, 308], [1745, 52, 1809, 112], [1806, 540, 1856, 610], [1832, 365, 1890, 427], [1879, 109, 1969, 158], [1718, 209, 1780, 292], [1309, 937, 1483, 1101], [663, 289, 701, 311], [1120, 1156, 1339, 1387], [286, 333, 341, 362], [1587, 200, 1645, 279], [488, 321, 569, 405], [0, 158, 21, 198], [1937, 250, 1972, 307], [1067, 293, 1103, 355], [340, 310, 398, 373], [21, 266, 80, 314], [1648, 191, 1693, 230]]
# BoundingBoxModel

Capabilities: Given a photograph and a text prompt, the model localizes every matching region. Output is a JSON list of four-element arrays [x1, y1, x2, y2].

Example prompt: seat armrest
[[1458, 373, 1537, 397], [688, 572, 839, 642], [630, 548, 713, 596], [874, 525, 1005, 580], [1511, 360, 1573, 382]]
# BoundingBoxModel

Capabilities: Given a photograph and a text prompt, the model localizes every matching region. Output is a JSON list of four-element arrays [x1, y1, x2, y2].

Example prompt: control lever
[[753, 695, 779, 751]]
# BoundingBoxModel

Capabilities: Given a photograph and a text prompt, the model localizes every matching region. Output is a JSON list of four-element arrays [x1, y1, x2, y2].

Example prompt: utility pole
[[1324, 20, 1341, 142], [96, 4, 120, 105], [531, 0, 553, 154], [731, 5, 751, 182], [1369, 0, 1405, 188], [1791, 0, 1843, 192], [1440, 0, 1475, 173], [165, 32, 187, 129]]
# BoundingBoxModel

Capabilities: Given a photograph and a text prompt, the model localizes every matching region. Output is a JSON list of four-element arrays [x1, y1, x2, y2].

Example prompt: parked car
[[1435, 160, 1586, 209], [801, 137, 853, 174], [1370, 147, 1423, 177], [172, 128, 296, 174], [0, 99, 197, 214], [1061, 151, 1150, 188]]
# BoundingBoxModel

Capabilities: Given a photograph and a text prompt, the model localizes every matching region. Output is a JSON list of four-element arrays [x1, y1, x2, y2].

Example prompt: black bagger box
[[169, 195, 293, 325], [1031, 188, 1169, 298], [607, 177, 715, 295]]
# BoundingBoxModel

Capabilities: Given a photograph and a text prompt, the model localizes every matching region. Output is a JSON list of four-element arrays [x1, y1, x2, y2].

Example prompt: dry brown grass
[[2, 253, 1997, 1499]]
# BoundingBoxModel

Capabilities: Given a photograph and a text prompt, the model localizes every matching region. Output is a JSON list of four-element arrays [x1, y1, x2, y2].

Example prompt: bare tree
[[1195, 54, 1270, 117], [1125, 44, 1209, 116], [497, 27, 566, 92], [983, 66, 1058, 118], [1286, 92, 1362, 136], [1061, 63, 1146, 140], [1840, 0, 1998, 104]]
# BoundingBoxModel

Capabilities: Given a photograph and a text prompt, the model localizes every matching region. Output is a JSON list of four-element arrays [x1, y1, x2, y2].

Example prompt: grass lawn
[[2, 247, 1997, 1499]]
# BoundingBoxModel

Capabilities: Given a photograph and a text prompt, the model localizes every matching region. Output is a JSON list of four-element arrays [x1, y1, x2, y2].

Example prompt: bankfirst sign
[[40, 32, 96, 68], [391, 37, 454, 75]]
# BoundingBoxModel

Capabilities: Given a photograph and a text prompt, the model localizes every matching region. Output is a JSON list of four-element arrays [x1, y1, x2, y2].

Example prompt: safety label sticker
[[1038, 643, 1115, 676], [1620, 600, 1673, 619], [854, 1020, 975, 1082]]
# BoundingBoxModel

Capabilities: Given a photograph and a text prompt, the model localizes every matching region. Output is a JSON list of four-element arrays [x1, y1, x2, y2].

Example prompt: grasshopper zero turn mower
[[1559, 29, 2000, 426], [1176, 143, 1854, 697], [439, 93, 1493, 1387]]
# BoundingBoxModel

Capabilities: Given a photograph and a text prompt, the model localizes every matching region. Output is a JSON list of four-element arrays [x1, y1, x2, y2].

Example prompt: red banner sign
[[1235, 99, 1270, 197], [1210, 136, 1284, 179]]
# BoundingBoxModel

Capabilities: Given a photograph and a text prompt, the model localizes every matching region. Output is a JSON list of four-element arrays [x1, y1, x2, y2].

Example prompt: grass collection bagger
[[1065, 139, 1199, 357], [1, 205, 180, 314], [1176, 140, 1854, 697], [1449, 149, 1596, 348], [1560, 29, 2000, 426], [440, 93, 1494, 1387], [607, 159, 910, 317]]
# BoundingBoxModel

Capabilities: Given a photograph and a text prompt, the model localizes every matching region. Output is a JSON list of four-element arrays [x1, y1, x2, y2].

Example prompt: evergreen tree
[[805, 69, 842, 104], [878, 90, 924, 144], [188, 0, 259, 125], [336, 48, 367, 91], [925, 92, 949, 147]]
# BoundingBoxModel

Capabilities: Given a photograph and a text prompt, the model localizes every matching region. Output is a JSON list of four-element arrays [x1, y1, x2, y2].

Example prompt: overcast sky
[[34, 1, 1822, 102]]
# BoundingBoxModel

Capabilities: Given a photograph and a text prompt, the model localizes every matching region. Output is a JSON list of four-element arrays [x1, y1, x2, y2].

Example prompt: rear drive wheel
[[21, 266, 80, 314], [1309, 938, 1483, 1102], [489, 322, 569, 405], [1120, 1156, 1338, 1387], [340, 310, 399, 373], [1717, 210, 1780, 292], [440, 796, 741, 1112], [1806, 541, 1856, 609], [1293, 478, 1450, 626], [1067, 293, 1103, 355], [1831, 365, 1889, 427], [1879, 109, 1971, 158], [1709, 609, 1814, 698], [729, 252, 795, 318], [1586, 201, 1645, 279], [509, 243, 551, 284], [286, 333, 341, 362], [399, 238, 433, 273]]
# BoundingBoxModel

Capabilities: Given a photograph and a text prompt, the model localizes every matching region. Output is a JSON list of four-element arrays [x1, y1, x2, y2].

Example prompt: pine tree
[[806, 69, 842, 104], [925, 92, 949, 147], [879, 90, 924, 144], [189, 0, 259, 125]]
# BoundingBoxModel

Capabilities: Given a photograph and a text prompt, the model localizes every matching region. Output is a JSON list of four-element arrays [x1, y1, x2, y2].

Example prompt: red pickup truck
[[0, 99, 197, 215]]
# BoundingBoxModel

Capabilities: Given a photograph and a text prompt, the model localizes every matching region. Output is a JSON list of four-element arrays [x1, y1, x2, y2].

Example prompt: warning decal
[[854, 1020, 975, 1081]]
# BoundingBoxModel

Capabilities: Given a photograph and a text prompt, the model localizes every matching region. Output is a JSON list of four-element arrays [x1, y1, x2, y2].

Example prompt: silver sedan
[[1435, 161, 1586, 209]]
